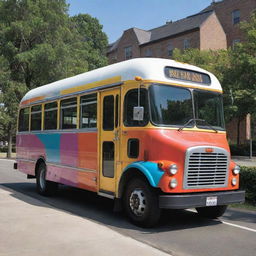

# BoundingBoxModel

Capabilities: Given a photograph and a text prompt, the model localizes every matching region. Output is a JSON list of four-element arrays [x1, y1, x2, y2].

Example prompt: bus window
[[102, 141, 114, 178], [31, 105, 42, 131], [103, 95, 114, 131], [44, 102, 58, 130], [80, 94, 97, 129], [124, 89, 149, 127], [60, 98, 77, 129], [18, 107, 29, 132]]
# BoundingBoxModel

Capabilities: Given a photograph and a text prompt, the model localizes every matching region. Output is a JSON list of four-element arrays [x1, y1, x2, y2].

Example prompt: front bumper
[[159, 190, 245, 209]]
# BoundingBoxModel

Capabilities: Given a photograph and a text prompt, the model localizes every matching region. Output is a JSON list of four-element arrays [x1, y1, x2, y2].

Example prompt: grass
[[0, 152, 16, 158], [231, 202, 256, 211]]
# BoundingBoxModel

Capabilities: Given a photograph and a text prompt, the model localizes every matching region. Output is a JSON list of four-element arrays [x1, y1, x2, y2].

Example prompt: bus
[[15, 58, 245, 227]]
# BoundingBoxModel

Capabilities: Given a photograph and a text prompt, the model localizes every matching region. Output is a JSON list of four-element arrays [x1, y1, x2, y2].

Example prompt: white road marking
[[221, 221, 256, 233], [187, 209, 256, 233]]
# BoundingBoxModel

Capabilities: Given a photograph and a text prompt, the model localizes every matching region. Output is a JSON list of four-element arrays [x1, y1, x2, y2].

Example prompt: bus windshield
[[149, 84, 225, 130]]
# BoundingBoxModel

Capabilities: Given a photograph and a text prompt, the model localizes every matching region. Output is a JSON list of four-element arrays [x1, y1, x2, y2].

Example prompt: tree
[[0, 0, 108, 157], [224, 12, 256, 122], [71, 14, 108, 71]]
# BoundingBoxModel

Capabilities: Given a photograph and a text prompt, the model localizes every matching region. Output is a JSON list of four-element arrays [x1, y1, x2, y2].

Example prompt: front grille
[[184, 147, 229, 189]]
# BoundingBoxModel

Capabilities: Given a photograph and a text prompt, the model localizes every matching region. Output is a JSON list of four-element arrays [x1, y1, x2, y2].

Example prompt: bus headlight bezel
[[169, 164, 178, 175], [170, 178, 178, 188], [233, 165, 240, 175], [232, 177, 237, 186]]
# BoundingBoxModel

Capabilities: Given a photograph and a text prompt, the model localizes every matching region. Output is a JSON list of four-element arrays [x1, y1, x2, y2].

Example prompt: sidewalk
[[0, 185, 169, 256]]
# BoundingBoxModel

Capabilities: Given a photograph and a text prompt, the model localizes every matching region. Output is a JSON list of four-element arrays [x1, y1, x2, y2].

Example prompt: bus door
[[99, 88, 121, 197]]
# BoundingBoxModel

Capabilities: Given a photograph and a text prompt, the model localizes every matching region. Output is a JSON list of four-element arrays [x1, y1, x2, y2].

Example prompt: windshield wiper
[[178, 118, 218, 133], [177, 119, 195, 132]]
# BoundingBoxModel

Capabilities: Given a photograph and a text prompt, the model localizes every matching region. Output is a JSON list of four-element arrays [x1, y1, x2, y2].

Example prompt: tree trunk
[[7, 127, 12, 159]]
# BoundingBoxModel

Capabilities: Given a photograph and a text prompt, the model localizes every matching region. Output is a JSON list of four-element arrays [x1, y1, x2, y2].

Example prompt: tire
[[196, 205, 227, 219], [123, 178, 161, 228], [36, 162, 58, 196]]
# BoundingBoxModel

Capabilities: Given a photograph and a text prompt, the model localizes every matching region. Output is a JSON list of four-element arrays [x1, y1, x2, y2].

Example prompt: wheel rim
[[129, 189, 146, 216], [39, 167, 46, 190]]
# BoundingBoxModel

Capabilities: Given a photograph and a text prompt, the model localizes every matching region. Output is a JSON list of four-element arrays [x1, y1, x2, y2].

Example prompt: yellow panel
[[60, 76, 122, 96]]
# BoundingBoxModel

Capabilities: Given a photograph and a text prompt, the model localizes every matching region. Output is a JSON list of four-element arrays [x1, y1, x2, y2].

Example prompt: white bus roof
[[20, 58, 222, 106]]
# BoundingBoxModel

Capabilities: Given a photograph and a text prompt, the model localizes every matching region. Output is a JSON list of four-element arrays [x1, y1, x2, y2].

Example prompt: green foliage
[[230, 142, 256, 156], [0, 0, 108, 155], [240, 167, 256, 205], [224, 12, 256, 120], [71, 14, 108, 71]]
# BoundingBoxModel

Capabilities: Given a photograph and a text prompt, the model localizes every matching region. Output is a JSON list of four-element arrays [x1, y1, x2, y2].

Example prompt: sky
[[67, 0, 213, 43]]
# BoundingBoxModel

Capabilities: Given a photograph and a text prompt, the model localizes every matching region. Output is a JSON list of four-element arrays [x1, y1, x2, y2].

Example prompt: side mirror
[[133, 106, 144, 121]]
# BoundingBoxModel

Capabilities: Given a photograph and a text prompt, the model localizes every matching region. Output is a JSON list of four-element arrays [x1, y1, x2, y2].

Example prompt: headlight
[[169, 164, 178, 175], [232, 177, 237, 186], [170, 178, 178, 188], [233, 165, 240, 175]]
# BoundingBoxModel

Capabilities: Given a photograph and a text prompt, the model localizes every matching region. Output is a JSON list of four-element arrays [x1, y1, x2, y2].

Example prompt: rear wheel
[[196, 205, 227, 219], [123, 178, 161, 228], [36, 162, 58, 196]]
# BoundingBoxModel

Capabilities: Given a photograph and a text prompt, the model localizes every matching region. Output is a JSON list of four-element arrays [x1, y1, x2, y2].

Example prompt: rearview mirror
[[133, 106, 144, 121]]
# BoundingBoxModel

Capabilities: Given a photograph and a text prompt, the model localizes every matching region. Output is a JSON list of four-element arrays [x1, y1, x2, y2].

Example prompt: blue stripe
[[124, 161, 164, 187], [36, 134, 61, 163]]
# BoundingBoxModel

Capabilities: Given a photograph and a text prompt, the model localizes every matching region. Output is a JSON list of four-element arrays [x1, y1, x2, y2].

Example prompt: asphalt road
[[1, 159, 255, 256]]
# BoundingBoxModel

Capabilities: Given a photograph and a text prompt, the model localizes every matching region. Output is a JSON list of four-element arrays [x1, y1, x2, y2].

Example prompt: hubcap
[[39, 167, 46, 190], [129, 189, 146, 216]]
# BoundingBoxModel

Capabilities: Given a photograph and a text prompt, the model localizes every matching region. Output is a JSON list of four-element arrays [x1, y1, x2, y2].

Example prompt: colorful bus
[[15, 58, 244, 227]]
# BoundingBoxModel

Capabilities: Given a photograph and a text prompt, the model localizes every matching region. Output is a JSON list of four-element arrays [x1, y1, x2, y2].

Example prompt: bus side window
[[44, 102, 58, 130], [18, 108, 30, 132], [80, 94, 97, 129], [124, 89, 149, 127], [31, 105, 42, 131], [60, 97, 77, 129]]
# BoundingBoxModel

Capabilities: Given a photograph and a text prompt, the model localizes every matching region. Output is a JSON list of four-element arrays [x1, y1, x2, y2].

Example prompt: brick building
[[202, 0, 256, 48], [107, 0, 256, 63]]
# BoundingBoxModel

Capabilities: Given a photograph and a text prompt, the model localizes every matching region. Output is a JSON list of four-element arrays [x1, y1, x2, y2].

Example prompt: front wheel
[[123, 178, 161, 228], [196, 205, 227, 219], [36, 162, 58, 196]]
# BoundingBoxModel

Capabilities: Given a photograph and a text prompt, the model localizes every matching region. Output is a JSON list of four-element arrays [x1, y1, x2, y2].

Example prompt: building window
[[167, 43, 173, 57], [232, 39, 240, 49], [183, 39, 190, 50], [232, 10, 240, 25], [124, 46, 132, 60], [145, 48, 152, 57]]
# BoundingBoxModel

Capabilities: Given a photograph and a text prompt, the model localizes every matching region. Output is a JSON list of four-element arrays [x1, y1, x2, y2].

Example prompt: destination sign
[[165, 67, 211, 85]]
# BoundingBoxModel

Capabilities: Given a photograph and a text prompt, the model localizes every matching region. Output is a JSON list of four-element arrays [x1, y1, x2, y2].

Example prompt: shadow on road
[[1, 182, 222, 233], [223, 208, 256, 224]]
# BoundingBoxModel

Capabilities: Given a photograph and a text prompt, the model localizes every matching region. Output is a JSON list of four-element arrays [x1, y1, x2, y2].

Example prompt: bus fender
[[122, 161, 164, 188]]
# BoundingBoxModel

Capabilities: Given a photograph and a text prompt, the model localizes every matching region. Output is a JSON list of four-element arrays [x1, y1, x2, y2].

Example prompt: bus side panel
[[16, 132, 98, 192], [16, 134, 46, 175], [38, 132, 98, 192]]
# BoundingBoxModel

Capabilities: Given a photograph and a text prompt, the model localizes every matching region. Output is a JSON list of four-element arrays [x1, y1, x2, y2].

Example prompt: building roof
[[149, 11, 213, 42], [21, 58, 222, 106], [201, 0, 224, 12], [108, 10, 214, 53]]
